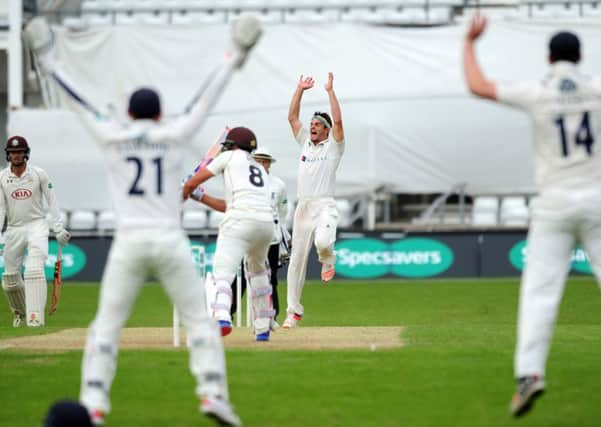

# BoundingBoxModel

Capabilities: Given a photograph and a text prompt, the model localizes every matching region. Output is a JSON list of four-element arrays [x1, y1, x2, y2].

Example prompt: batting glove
[[190, 186, 206, 202], [55, 229, 71, 246], [230, 14, 262, 68]]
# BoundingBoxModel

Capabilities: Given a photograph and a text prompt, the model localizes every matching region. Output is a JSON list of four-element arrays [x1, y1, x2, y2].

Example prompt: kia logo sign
[[11, 189, 32, 200]]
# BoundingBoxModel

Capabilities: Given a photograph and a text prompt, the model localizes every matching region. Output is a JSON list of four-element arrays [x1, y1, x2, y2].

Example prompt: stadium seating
[[182, 209, 208, 229], [582, 3, 601, 18], [115, 10, 169, 25], [207, 210, 225, 229], [171, 10, 226, 24], [529, 3, 580, 19], [284, 9, 337, 23], [471, 196, 499, 226], [69, 210, 97, 231], [336, 199, 354, 228], [500, 196, 529, 226], [227, 9, 282, 24], [97, 210, 116, 231]]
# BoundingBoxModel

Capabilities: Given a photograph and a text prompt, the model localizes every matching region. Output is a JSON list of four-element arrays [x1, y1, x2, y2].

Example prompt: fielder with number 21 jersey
[[497, 63, 601, 191], [81, 118, 196, 230]]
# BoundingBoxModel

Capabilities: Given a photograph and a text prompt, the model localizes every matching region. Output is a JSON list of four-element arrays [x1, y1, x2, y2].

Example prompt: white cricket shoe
[[201, 396, 242, 426], [89, 409, 105, 426], [510, 375, 546, 417], [282, 313, 302, 329], [320, 255, 336, 282], [27, 313, 43, 327], [12, 314, 24, 328]]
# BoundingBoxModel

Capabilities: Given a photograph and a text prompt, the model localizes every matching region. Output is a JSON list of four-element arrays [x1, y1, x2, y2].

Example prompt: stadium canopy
[[9, 18, 601, 210]]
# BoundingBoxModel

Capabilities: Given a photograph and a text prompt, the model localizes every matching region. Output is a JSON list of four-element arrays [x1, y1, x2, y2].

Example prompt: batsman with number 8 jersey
[[183, 127, 275, 342]]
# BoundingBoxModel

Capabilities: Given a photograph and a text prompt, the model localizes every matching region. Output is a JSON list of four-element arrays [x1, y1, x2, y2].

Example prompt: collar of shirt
[[308, 138, 328, 148], [549, 61, 579, 75], [9, 165, 31, 179]]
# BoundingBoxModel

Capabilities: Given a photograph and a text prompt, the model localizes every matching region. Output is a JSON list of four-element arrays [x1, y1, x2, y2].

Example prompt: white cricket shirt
[[82, 117, 204, 230], [295, 128, 344, 199], [0, 165, 62, 230], [268, 174, 288, 244], [497, 61, 601, 191], [206, 149, 273, 223]]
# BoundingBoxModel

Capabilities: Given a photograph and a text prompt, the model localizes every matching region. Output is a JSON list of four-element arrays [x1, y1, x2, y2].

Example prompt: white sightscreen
[[9, 18, 601, 210]]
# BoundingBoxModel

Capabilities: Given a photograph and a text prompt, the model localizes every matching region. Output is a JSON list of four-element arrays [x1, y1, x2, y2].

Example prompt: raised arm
[[324, 72, 344, 142], [463, 15, 497, 100], [288, 75, 314, 138], [172, 16, 262, 140]]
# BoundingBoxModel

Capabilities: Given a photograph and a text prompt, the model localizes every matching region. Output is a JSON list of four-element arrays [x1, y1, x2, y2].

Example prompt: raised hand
[[466, 14, 487, 42], [324, 72, 334, 92], [298, 75, 315, 91]]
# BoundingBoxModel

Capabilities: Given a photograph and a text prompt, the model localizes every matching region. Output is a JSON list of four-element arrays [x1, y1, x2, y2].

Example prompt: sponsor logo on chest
[[11, 188, 32, 200], [301, 154, 330, 163]]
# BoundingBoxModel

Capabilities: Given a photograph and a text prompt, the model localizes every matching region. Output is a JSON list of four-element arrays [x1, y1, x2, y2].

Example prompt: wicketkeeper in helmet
[[183, 127, 277, 341], [0, 135, 71, 327]]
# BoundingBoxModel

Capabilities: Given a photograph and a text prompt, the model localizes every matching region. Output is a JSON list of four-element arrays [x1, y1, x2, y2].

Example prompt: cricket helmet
[[222, 127, 257, 153], [5, 135, 30, 161]]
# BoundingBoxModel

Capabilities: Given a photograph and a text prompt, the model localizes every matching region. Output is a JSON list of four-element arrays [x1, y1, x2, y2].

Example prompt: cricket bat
[[49, 245, 62, 315], [182, 127, 230, 200], [194, 126, 231, 172]]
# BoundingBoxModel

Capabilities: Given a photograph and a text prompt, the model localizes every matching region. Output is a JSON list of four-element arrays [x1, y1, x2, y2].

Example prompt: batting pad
[[2, 273, 26, 317], [24, 269, 47, 326], [187, 322, 229, 401], [248, 272, 274, 334]]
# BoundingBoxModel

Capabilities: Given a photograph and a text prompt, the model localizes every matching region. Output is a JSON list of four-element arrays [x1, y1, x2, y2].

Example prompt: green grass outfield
[[1, 278, 600, 427]]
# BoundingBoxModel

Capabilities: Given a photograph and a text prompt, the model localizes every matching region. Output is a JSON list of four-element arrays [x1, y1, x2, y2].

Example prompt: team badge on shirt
[[559, 78, 577, 92]]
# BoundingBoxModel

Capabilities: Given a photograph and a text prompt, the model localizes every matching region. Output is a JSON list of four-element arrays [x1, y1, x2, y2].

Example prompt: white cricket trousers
[[515, 188, 601, 378], [80, 228, 228, 415], [3, 219, 49, 324], [212, 217, 274, 333], [286, 197, 338, 316], [3, 219, 49, 273]]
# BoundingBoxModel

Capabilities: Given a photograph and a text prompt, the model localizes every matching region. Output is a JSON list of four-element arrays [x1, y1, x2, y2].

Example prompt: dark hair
[[44, 400, 92, 427], [128, 87, 161, 119], [313, 111, 332, 128], [549, 31, 581, 64]]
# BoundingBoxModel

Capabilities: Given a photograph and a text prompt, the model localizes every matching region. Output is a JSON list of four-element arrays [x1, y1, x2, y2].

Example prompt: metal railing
[[414, 182, 468, 226]]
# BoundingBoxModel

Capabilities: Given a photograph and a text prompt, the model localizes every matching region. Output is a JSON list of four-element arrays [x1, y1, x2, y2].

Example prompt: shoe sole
[[218, 320, 232, 337], [204, 411, 238, 426], [321, 271, 335, 282], [512, 388, 545, 417]]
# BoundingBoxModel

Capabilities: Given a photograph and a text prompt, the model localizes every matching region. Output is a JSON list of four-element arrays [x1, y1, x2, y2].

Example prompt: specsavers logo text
[[335, 238, 454, 278], [509, 240, 592, 274]]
